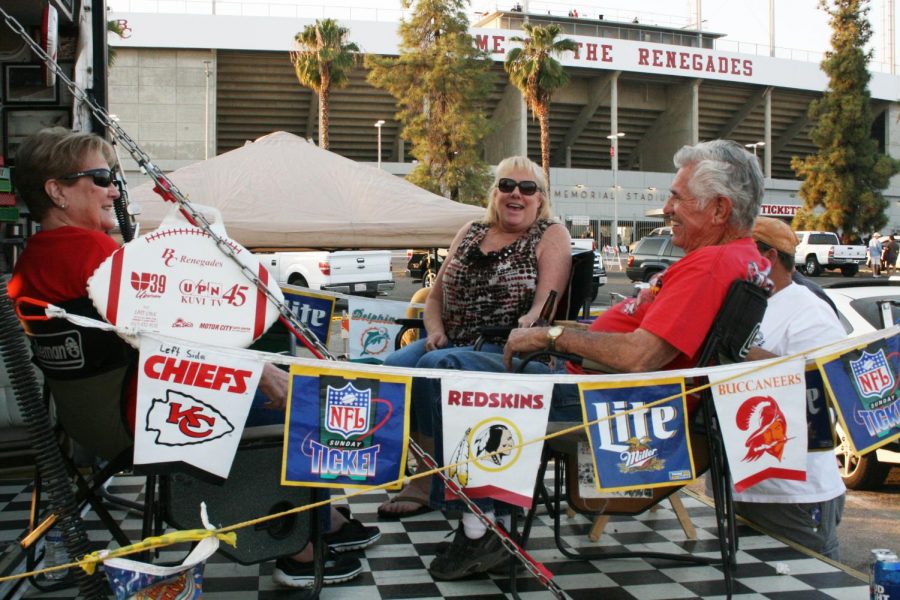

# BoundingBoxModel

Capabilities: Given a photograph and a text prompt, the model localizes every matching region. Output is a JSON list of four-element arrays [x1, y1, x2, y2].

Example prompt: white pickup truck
[[794, 231, 867, 277], [258, 250, 394, 297]]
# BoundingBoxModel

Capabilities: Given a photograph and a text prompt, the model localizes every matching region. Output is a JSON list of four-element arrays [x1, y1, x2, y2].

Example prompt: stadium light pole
[[607, 132, 625, 250], [374, 120, 385, 169], [745, 141, 765, 156]]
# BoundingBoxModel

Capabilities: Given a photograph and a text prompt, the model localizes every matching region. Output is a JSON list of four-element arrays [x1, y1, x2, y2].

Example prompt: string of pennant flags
[[4, 303, 897, 589]]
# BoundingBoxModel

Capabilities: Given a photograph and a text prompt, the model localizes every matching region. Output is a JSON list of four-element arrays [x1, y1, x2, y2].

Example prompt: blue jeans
[[385, 339, 504, 436], [423, 350, 582, 511]]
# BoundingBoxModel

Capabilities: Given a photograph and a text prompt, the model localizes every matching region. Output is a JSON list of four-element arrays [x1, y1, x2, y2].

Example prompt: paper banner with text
[[440, 375, 553, 508], [282, 364, 411, 489], [804, 363, 836, 451], [134, 335, 264, 479], [710, 358, 808, 493], [580, 377, 695, 492], [281, 285, 336, 347], [817, 333, 900, 456], [347, 297, 410, 362]]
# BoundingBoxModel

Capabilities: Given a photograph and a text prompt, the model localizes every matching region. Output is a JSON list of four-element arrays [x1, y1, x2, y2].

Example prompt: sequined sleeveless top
[[441, 219, 552, 345]]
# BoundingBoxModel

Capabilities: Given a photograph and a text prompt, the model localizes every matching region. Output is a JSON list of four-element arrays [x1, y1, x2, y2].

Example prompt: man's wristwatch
[[546, 325, 565, 352]]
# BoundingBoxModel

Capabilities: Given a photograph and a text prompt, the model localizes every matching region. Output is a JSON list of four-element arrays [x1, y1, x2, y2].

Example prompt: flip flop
[[376, 492, 433, 520]]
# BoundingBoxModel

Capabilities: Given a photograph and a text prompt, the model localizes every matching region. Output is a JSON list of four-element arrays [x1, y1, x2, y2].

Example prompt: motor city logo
[[145, 389, 234, 445], [130, 272, 166, 299]]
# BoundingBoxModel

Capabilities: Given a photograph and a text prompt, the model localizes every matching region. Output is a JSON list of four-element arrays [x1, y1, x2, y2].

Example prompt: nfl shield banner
[[282, 364, 411, 489], [134, 335, 264, 479], [817, 334, 900, 456], [710, 358, 808, 493], [440, 375, 553, 508], [580, 377, 695, 492]]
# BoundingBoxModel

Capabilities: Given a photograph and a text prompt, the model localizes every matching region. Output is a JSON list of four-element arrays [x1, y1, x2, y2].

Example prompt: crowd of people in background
[[867, 232, 900, 277]]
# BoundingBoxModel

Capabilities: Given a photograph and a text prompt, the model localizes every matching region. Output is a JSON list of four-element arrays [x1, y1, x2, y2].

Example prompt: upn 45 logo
[[130, 272, 167, 299]]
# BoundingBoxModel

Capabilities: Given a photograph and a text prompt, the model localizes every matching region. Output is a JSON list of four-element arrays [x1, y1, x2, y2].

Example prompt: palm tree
[[504, 23, 577, 188], [291, 19, 359, 150]]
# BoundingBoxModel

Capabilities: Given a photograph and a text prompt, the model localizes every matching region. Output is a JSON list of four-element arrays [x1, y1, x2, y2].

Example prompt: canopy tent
[[128, 131, 485, 249]]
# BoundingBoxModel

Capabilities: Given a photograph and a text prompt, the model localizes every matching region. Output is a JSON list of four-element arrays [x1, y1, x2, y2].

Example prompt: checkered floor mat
[[0, 475, 866, 599]]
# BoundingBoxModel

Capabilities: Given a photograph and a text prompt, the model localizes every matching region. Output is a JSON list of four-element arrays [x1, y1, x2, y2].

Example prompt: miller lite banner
[[347, 297, 409, 362], [282, 364, 410, 489], [134, 335, 264, 478], [817, 333, 900, 456], [281, 285, 336, 348], [441, 375, 553, 508], [805, 364, 837, 451], [710, 358, 808, 493], [88, 207, 282, 349], [580, 377, 695, 492]]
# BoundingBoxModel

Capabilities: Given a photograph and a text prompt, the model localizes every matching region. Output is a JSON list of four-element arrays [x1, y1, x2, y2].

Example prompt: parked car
[[406, 249, 446, 287], [590, 250, 607, 301], [625, 233, 685, 282], [794, 231, 866, 277], [823, 280, 900, 489]]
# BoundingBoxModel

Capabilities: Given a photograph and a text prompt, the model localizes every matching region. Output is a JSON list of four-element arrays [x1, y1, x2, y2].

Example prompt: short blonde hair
[[484, 156, 551, 225], [14, 127, 117, 221]]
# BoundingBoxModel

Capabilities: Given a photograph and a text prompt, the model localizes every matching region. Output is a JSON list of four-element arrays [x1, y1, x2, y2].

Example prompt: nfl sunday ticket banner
[[282, 364, 411, 490], [817, 334, 900, 456]]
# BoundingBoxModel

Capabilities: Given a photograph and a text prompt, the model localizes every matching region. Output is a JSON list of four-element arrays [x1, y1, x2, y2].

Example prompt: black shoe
[[434, 538, 519, 576], [428, 523, 509, 580], [272, 550, 362, 586], [325, 506, 381, 552]]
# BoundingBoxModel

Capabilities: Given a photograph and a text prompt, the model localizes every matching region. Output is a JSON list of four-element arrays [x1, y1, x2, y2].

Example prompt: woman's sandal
[[376, 492, 433, 520]]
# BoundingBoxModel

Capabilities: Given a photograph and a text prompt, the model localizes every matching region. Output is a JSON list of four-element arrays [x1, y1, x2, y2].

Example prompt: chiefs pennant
[[134, 335, 264, 479]]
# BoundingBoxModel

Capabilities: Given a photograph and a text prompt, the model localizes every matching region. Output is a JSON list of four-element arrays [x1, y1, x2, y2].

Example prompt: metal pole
[[204, 60, 211, 160], [375, 120, 385, 169]]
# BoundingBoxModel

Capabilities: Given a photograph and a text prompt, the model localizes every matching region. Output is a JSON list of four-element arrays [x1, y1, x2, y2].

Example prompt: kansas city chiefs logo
[[145, 389, 234, 446]]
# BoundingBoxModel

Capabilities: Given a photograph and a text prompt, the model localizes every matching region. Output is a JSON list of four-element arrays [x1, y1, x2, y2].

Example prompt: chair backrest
[[695, 279, 769, 368], [557, 249, 595, 321]]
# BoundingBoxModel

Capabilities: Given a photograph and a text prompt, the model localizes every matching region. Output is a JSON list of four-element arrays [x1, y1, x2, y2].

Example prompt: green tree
[[791, 0, 899, 240], [291, 19, 359, 150], [505, 23, 577, 189], [366, 0, 494, 204]]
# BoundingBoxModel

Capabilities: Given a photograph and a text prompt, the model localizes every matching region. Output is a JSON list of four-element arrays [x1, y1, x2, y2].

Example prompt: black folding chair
[[510, 278, 768, 599], [6, 293, 325, 598]]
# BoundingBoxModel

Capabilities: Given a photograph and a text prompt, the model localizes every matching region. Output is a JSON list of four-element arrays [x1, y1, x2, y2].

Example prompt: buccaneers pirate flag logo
[[710, 358, 808, 493]]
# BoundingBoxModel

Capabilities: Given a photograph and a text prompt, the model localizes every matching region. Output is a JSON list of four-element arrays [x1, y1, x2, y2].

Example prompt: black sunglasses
[[57, 168, 115, 188], [497, 178, 540, 196]]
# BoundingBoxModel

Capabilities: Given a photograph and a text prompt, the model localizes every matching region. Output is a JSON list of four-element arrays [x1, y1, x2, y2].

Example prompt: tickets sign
[[580, 377, 695, 492], [282, 364, 411, 490], [88, 213, 282, 349]]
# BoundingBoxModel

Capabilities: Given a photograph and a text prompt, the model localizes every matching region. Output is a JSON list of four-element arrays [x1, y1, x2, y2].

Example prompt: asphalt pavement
[[384, 255, 900, 575]]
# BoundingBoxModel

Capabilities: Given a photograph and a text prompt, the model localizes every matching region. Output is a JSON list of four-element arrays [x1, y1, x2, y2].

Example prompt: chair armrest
[[515, 350, 617, 374]]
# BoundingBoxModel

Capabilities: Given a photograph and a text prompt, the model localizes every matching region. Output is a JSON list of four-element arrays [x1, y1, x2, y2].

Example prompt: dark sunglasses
[[497, 178, 540, 196], [57, 168, 115, 188]]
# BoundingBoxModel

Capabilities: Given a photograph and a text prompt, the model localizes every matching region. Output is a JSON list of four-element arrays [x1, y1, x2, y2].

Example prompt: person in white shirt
[[741, 217, 847, 559]]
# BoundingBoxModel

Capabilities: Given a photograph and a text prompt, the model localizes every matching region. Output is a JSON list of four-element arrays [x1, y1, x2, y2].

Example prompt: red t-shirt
[[9, 227, 137, 433], [8, 227, 119, 303], [573, 237, 768, 371]]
